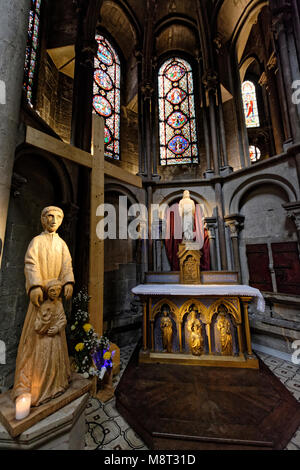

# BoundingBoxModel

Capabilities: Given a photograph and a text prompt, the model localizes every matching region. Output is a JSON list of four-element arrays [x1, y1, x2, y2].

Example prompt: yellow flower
[[103, 351, 111, 360], [83, 323, 92, 333], [75, 343, 84, 352]]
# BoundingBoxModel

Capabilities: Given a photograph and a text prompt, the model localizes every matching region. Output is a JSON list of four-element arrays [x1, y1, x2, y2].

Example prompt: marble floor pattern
[[84, 344, 300, 451]]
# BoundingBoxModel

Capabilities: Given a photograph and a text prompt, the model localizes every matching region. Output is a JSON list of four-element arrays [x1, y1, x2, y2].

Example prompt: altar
[[132, 280, 264, 369]]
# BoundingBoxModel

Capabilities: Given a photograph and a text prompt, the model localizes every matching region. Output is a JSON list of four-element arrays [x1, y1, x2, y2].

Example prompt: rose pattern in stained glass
[[94, 70, 113, 91], [93, 95, 112, 117], [165, 64, 186, 82], [168, 136, 189, 154], [167, 111, 187, 129], [166, 88, 186, 105], [94, 35, 121, 159]]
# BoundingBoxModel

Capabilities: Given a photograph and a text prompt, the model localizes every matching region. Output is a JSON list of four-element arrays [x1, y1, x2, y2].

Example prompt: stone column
[[204, 217, 218, 271], [271, 5, 300, 143], [0, 0, 31, 266], [202, 69, 220, 175], [224, 214, 245, 281]]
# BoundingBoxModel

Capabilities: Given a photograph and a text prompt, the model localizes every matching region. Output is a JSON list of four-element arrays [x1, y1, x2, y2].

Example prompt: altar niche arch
[[178, 299, 208, 354], [208, 298, 242, 357], [150, 298, 179, 353]]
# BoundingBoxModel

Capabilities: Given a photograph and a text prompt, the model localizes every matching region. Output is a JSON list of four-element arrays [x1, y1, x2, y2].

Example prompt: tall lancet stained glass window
[[158, 58, 198, 166], [242, 80, 260, 128], [93, 35, 121, 160], [24, 0, 42, 105]]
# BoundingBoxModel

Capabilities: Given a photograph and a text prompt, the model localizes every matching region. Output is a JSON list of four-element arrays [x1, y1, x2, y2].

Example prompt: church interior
[[1, 0, 300, 451]]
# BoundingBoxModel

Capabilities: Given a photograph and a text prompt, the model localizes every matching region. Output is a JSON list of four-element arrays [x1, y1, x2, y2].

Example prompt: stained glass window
[[93, 35, 121, 160], [24, 0, 41, 105], [158, 58, 199, 166], [249, 145, 261, 162], [242, 80, 260, 128]]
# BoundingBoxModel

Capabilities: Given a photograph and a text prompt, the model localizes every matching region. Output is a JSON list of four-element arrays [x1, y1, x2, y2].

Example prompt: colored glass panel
[[158, 57, 198, 165], [165, 64, 186, 82], [166, 88, 186, 105], [249, 145, 261, 162], [94, 69, 113, 91], [94, 35, 121, 160], [168, 136, 189, 154], [242, 80, 260, 128], [167, 111, 187, 129], [93, 96, 112, 117], [24, 0, 41, 105]]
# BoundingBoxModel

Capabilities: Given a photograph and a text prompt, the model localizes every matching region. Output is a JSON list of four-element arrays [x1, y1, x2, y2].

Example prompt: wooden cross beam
[[25, 114, 142, 336]]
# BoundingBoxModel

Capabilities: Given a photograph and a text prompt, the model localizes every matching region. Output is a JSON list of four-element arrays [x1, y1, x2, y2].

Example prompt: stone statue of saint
[[187, 308, 203, 356], [12, 206, 74, 407], [216, 305, 233, 356], [178, 190, 195, 242], [160, 307, 173, 353]]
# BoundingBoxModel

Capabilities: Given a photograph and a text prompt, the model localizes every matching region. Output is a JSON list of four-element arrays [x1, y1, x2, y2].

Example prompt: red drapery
[[164, 203, 210, 271]]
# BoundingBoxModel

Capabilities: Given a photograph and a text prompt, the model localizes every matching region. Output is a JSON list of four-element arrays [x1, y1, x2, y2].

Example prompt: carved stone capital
[[258, 71, 268, 88], [267, 52, 278, 71], [224, 214, 245, 238], [202, 69, 218, 93], [283, 201, 300, 231], [77, 39, 98, 67], [141, 81, 154, 101], [204, 217, 217, 239]]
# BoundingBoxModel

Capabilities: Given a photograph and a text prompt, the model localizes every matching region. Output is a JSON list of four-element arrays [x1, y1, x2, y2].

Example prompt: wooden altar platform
[[115, 343, 300, 450]]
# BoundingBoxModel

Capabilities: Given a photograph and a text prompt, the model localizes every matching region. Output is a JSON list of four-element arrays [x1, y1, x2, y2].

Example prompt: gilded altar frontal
[[0, 0, 300, 452]]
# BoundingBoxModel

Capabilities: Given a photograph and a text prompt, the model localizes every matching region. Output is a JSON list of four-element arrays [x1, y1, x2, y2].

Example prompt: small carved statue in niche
[[216, 304, 233, 356], [160, 306, 173, 353], [178, 190, 195, 242], [187, 306, 203, 356]]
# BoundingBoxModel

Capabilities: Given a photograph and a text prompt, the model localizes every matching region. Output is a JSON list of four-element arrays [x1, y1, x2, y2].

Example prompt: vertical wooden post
[[241, 297, 253, 356], [89, 114, 104, 336]]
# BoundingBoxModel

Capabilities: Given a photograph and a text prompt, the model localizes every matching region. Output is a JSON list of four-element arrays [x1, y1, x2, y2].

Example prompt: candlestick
[[99, 366, 106, 380], [15, 393, 31, 420]]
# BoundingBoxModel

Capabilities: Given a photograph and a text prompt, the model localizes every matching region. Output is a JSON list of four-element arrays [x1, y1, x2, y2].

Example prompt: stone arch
[[228, 175, 297, 215]]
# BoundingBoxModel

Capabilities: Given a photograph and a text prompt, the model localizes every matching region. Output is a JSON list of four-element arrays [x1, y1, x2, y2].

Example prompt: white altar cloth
[[132, 284, 265, 313]]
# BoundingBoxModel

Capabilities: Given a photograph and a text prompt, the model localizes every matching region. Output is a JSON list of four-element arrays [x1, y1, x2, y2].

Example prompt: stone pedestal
[[0, 393, 89, 450]]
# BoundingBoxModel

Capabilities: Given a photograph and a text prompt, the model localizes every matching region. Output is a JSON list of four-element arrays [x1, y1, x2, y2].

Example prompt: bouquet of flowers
[[69, 288, 113, 380]]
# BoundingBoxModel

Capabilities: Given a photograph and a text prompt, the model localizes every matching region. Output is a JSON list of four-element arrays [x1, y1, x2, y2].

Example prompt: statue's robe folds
[[12, 232, 74, 407]]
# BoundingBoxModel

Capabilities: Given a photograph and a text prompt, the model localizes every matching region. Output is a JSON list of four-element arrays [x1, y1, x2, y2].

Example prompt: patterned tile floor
[[84, 344, 300, 450]]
